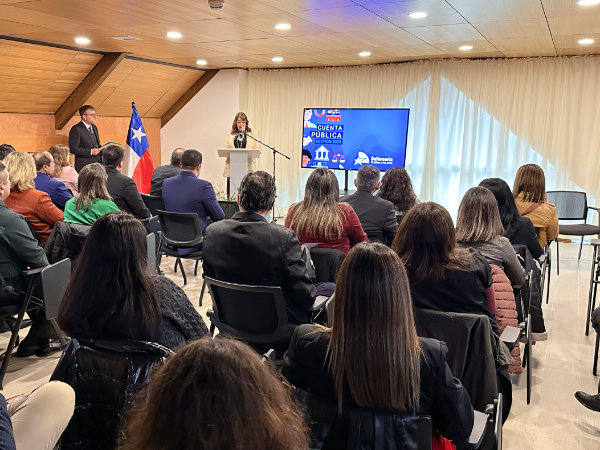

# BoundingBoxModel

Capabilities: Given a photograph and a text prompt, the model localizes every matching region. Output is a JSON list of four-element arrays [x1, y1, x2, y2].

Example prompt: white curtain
[[247, 56, 600, 220]]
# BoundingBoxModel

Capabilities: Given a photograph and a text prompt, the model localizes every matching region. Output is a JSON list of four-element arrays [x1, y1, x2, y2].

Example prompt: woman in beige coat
[[223, 112, 260, 178], [513, 164, 559, 248]]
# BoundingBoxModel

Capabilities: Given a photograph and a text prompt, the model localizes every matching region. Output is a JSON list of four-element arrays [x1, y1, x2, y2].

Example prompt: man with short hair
[[68, 104, 102, 172], [102, 145, 150, 220], [202, 170, 330, 324], [0, 144, 15, 162], [149, 148, 185, 198], [162, 149, 224, 231], [33, 151, 73, 210], [341, 165, 398, 244]]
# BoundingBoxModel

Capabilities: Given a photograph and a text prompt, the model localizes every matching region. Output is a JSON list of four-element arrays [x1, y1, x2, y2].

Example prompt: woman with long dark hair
[[285, 168, 367, 253], [120, 337, 309, 450], [479, 178, 542, 259], [57, 211, 208, 348], [283, 242, 473, 444], [377, 166, 419, 221]]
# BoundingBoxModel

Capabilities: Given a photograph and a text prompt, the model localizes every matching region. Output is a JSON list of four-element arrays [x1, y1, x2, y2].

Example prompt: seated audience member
[[63, 164, 119, 225], [285, 168, 367, 253], [33, 151, 72, 210], [203, 171, 333, 324], [150, 148, 184, 198], [283, 242, 474, 444], [120, 337, 309, 450], [49, 144, 78, 195], [0, 144, 15, 162], [3, 151, 63, 245], [57, 211, 209, 350], [340, 165, 397, 244], [479, 178, 543, 259], [392, 202, 498, 333], [102, 145, 150, 220], [456, 187, 525, 286], [377, 166, 419, 222], [1, 381, 75, 450], [162, 149, 224, 231], [513, 164, 559, 248]]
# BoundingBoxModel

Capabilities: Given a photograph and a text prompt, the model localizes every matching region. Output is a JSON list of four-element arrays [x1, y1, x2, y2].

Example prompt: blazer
[[202, 211, 318, 323], [162, 171, 224, 231], [4, 188, 64, 245], [34, 172, 72, 210], [149, 164, 181, 198], [105, 168, 150, 220], [340, 190, 398, 244], [68, 121, 102, 172], [514, 193, 559, 248], [282, 325, 474, 442], [223, 131, 259, 178], [0, 200, 48, 284]]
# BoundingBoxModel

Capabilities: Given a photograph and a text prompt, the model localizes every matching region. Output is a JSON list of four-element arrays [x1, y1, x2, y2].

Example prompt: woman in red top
[[285, 168, 367, 253]]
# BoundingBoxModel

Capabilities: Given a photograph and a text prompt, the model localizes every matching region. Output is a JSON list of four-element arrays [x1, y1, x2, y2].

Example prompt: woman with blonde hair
[[3, 151, 63, 245], [513, 164, 558, 248], [49, 144, 78, 195], [63, 163, 119, 225], [285, 168, 367, 253]]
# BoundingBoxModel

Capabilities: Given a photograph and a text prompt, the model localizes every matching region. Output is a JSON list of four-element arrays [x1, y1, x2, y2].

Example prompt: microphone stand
[[243, 132, 290, 223]]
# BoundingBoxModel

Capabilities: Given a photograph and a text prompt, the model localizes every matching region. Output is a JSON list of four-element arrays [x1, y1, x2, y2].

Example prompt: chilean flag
[[123, 103, 155, 194]]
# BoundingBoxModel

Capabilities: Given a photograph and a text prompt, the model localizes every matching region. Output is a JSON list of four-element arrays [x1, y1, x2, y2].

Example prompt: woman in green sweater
[[64, 163, 119, 225]]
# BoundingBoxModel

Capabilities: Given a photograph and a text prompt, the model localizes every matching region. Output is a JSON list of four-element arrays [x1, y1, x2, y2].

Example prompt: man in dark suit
[[202, 171, 329, 324], [341, 165, 398, 245], [68, 104, 102, 172], [149, 148, 184, 198], [102, 145, 150, 220], [33, 151, 72, 210], [162, 149, 224, 231]]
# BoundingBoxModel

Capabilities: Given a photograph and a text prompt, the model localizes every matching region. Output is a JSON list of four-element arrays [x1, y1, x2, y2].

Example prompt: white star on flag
[[131, 126, 146, 144]]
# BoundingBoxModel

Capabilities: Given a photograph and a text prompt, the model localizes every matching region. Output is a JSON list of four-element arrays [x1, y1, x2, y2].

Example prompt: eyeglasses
[[85, 113, 97, 117]]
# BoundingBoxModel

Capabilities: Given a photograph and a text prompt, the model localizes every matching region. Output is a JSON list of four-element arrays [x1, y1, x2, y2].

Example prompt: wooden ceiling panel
[[447, 0, 545, 22], [363, 0, 467, 28], [256, 0, 356, 12], [489, 36, 555, 53], [344, 29, 429, 47], [548, 15, 600, 36], [407, 24, 486, 44], [195, 37, 316, 55], [0, 4, 104, 32], [144, 93, 186, 118], [542, 0, 600, 18], [431, 40, 499, 54], [85, 86, 117, 109], [553, 34, 600, 49], [289, 6, 398, 32], [0, 19, 52, 35], [225, 12, 337, 36], [472, 19, 552, 40]]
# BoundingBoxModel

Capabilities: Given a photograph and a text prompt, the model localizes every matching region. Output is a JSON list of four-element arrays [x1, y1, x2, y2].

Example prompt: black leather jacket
[[44, 221, 91, 265]]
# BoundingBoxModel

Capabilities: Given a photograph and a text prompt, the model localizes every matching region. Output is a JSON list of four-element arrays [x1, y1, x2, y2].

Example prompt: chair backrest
[[364, 229, 386, 244], [24, 217, 38, 242], [311, 248, 346, 283], [141, 194, 165, 217], [45, 222, 91, 265], [156, 210, 203, 248], [51, 338, 172, 450], [218, 200, 240, 219], [146, 233, 157, 276], [205, 277, 292, 344], [546, 190, 587, 220], [40, 258, 71, 320]]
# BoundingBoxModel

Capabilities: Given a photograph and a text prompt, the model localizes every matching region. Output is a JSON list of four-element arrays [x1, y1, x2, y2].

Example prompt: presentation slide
[[301, 108, 409, 171]]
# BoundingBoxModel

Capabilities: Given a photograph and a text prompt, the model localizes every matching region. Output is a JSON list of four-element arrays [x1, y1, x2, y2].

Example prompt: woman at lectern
[[223, 112, 260, 180]]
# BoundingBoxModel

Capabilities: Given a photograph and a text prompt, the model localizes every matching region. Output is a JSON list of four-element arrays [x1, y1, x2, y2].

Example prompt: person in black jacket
[[283, 242, 474, 444], [149, 148, 184, 198], [68, 105, 102, 172], [202, 170, 332, 324], [102, 145, 150, 220], [341, 165, 398, 244]]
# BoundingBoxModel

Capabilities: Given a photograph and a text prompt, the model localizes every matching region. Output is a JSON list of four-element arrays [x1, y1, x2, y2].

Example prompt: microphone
[[237, 127, 244, 143]]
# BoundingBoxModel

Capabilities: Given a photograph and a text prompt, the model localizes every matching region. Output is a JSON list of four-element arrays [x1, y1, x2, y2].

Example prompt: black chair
[[311, 248, 345, 284], [546, 191, 600, 268], [45, 221, 91, 265], [24, 217, 39, 243], [534, 227, 552, 305], [205, 277, 327, 357], [147, 232, 158, 276], [585, 239, 600, 336], [364, 229, 386, 245], [591, 307, 600, 393], [514, 270, 534, 405], [141, 194, 165, 217], [218, 200, 240, 219], [156, 210, 206, 305]]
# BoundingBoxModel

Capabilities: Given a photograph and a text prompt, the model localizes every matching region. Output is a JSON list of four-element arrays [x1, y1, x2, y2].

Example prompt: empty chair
[[45, 221, 91, 265], [141, 193, 165, 217], [310, 247, 345, 283]]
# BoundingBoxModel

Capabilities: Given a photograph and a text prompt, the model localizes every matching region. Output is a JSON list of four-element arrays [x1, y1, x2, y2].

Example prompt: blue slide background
[[302, 108, 409, 171]]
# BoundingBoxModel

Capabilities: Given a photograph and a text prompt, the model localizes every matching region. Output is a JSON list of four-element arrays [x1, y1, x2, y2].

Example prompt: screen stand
[[339, 169, 355, 196]]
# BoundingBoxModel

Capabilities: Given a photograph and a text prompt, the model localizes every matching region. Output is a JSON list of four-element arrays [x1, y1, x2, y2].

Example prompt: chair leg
[[199, 279, 206, 307], [179, 259, 187, 286], [586, 248, 598, 336], [556, 238, 560, 275], [594, 334, 599, 376], [546, 254, 552, 304], [579, 237, 585, 260], [194, 260, 199, 277], [174, 258, 179, 273], [50, 319, 66, 346]]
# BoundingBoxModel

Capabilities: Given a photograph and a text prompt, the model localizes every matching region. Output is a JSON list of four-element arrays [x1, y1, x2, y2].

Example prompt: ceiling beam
[[54, 52, 126, 130], [161, 69, 219, 128]]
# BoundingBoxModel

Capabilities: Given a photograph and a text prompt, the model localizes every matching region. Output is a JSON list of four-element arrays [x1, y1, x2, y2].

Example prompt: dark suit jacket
[[150, 164, 181, 198], [34, 172, 72, 210], [202, 212, 318, 323], [162, 171, 224, 231], [69, 121, 102, 172], [340, 190, 398, 244], [105, 168, 150, 220]]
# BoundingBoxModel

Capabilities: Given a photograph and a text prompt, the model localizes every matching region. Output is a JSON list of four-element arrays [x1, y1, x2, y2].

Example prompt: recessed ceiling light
[[577, 0, 600, 5], [166, 31, 182, 38], [408, 12, 428, 18], [359, 51, 371, 57], [579, 38, 595, 44], [274, 23, 291, 30], [227, 59, 249, 63], [75, 37, 90, 44], [272, 56, 283, 62], [196, 59, 207, 65], [459, 45, 473, 50]]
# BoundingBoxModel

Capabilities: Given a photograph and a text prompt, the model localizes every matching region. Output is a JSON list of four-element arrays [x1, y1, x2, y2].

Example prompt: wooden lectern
[[217, 148, 261, 197]]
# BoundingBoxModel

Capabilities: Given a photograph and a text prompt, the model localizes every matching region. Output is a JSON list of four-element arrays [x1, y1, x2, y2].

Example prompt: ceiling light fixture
[[359, 51, 371, 56], [166, 31, 182, 38], [408, 12, 428, 18], [272, 56, 283, 62], [577, 0, 600, 5], [196, 59, 207, 65], [459, 45, 473, 50], [274, 23, 291, 30], [578, 38, 595, 44], [75, 37, 90, 44], [227, 59, 249, 63]]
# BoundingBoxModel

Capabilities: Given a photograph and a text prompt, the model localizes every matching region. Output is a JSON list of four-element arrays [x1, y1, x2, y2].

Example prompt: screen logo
[[354, 151, 370, 165], [326, 109, 341, 122]]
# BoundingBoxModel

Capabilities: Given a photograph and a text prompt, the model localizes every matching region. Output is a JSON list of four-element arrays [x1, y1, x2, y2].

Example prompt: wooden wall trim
[[161, 69, 219, 128]]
